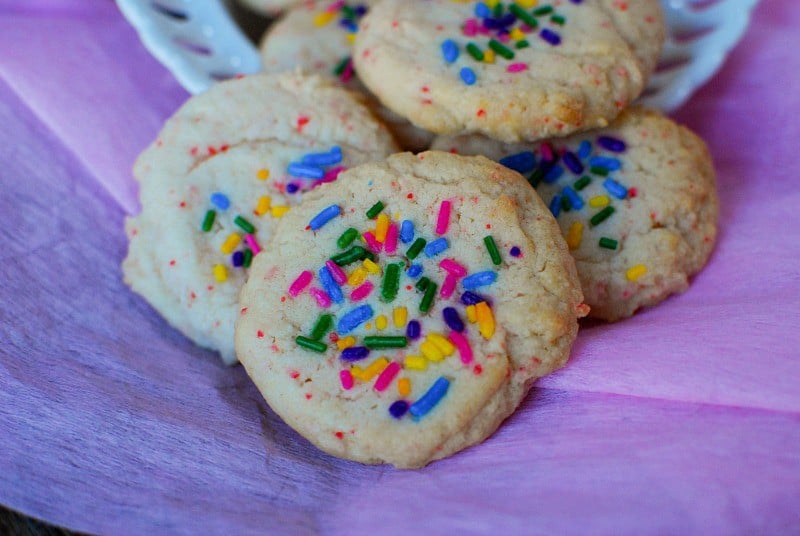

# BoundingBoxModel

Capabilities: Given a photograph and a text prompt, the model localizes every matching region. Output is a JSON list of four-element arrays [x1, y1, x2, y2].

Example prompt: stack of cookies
[[124, 0, 718, 468]]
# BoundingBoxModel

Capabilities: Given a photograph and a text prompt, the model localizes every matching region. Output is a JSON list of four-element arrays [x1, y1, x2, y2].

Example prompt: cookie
[[235, 151, 585, 467], [432, 107, 718, 321], [353, 0, 665, 142], [259, 0, 435, 152], [123, 73, 399, 364]]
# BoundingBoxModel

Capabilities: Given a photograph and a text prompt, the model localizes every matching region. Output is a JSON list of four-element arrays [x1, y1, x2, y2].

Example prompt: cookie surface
[[259, 0, 434, 151], [123, 73, 398, 364], [432, 107, 718, 321], [353, 0, 665, 142], [236, 151, 585, 468]]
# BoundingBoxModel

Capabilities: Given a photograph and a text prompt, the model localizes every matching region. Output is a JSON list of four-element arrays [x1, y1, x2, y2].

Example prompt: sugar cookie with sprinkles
[[235, 151, 586, 468], [432, 106, 718, 321], [123, 73, 398, 364], [353, 0, 665, 142], [259, 0, 435, 152]]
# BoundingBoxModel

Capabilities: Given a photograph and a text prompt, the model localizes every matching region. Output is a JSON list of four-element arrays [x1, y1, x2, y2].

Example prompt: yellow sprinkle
[[466, 304, 477, 323], [375, 213, 390, 243], [393, 306, 407, 328], [348, 267, 368, 287], [398, 378, 411, 397], [271, 206, 290, 218], [420, 341, 444, 362], [213, 264, 227, 282], [220, 233, 241, 254], [626, 264, 648, 281], [516, 0, 537, 7], [346, 33, 356, 44], [589, 195, 610, 208], [363, 258, 381, 274], [476, 302, 495, 339], [483, 49, 495, 64], [376, 315, 388, 331], [313, 11, 335, 26], [350, 366, 364, 381], [566, 221, 584, 251], [254, 195, 271, 216], [394, 212, 401, 220], [256, 168, 270, 181], [362, 357, 389, 381], [427, 333, 455, 357], [336, 336, 356, 350], [485, 0, 498, 7], [510, 28, 526, 41], [365, 322, 373, 331], [404, 356, 427, 371]]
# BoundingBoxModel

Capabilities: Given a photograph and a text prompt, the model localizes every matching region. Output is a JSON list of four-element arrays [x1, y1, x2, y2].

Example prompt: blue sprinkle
[[499, 151, 537, 174], [543, 164, 564, 184], [354, 5, 367, 16], [406, 320, 421, 339], [474, 2, 491, 18], [443, 307, 464, 332], [461, 291, 488, 305], [540, 28, 561, 46], [424, 237, 449, 258], [308, 204, 341, 231], [339, 20, 358, 33], [460, 67, 477, 85], [318, 266, 344, 304], [577, 140, 592, 159], [301, 146, 342, 166], [597, 136, 626, 153], [288, 162, 325, 179], [589, 156, 621, 171], [510, 246, 521, 257], [389, 400, 409, 419], [462, 271, 497, 290], [562, 151, 584, 175], [232, 251, 244, 267], [409, 377, 450, 418], [549, 195, 562, 217], [399, 220, 415, 243], [286, 183, 299, 194], [406, 264, 423, 278], [210, 192, 230, 210], [603, 178, 628, 199], [340, 346, 369, 361], [441, 39, 459, 63], [562, 187, 584, 210], [484, 13, 516, 30], [337, 305, 374, 334]]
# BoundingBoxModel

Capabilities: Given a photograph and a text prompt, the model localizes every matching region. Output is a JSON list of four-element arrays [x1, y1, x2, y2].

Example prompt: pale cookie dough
[[353, 0, 665, 142], [235, 151, 586, 468], [260, 0, 435, 151], [432, 107, 718, 321], [123, 73, 398, 364]]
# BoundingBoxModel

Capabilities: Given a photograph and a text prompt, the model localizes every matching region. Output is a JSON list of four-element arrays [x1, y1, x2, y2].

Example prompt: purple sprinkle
[[406, 320, 421, 339], [461, 291, 487, 306], [286, 183, 299, 194], [232, 251, 244, 267], [598, 136, 626, 153], [443, 307, 464, 333], [389, 400, 409, 419], [562, 151, 584, 174], [510, 246, 521, 257], [341, 346, 369, 361], [540, 28, 561, 46]]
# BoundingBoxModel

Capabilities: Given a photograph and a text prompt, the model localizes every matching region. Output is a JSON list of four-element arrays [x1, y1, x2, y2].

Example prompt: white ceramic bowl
[[117, 0, 760, 112]]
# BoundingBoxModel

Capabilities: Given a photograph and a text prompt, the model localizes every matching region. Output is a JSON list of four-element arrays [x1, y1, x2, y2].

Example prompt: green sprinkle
[[515, 40, 530, 50], [406, 237, 427, 260], [488, 39, 515, 60], [528, 167, 545, 188], [381, 263, 400, 302], [333, 56, 350, 76], [484, 236, 502, 265], [366, 201, 384, 219], [419, 281, 438, 313], [331, 246, 368, 266], [201, 210, 216, 232], [341, 5, 355, 19], [561, 195, 572, 212], [550, 15, 565, 25], [310, 314, 333, 340], [337, 227, 359, 249], [590, 165, 609, 176], [574, 176, 592, 190], [590, 206, 616, 227], [243, 248, 253, 268], [363, 336, 408, 349], [599, 237, 618, 250], [234, 215, 255, 234], [415, 277, 431, 292], [509, 4, 538, 28], [466, 43, 484, 61], [493, 2, 504, 17], [533, 5, 554, 16], [296, 336, 326, 353]]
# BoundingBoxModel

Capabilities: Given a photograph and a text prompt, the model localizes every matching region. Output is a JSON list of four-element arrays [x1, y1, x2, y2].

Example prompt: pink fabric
[[0, 1, 798, 533]]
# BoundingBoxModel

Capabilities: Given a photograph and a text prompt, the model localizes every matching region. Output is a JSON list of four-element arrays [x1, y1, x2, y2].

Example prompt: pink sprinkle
[[463, 18, 478, 36], [350, 281, 374, 301], [440, 274, 458, 299], [327, 0, 345, 12], [363, 231, 383, 252], [497, 33, 511, 43], [288, 270, 313, 297], [507, 63, 528, 73], [309, 287, 331, 308], [449, 331, 473, 364], [373, 361, 400, 392], [440, 258, 467, 277], [323, 166, 345, 183], [340, 59, 354, 83], [244, 234, 261, 255], [384, 222, 398, 254], [541, 142, 554, 161], [340, 369, 354, 390], [326, 260, 347, 285], [435, 200, 451, 235]]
